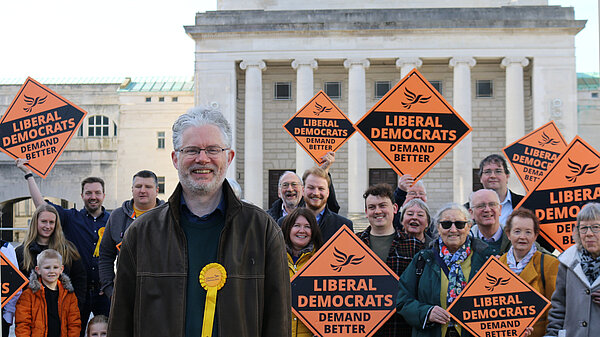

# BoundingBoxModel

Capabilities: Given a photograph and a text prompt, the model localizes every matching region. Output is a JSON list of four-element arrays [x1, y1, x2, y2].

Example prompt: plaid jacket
[[357, 227, 425, 337]]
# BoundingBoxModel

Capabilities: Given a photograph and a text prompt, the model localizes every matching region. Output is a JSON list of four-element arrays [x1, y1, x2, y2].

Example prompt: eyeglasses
[[407, 191, 427, 197], [280, 182, 300, 189], [439, 221, 468, 230], [482, 169, 505, 176], [473, 202, 499, 210], [178, 146, 228, 157], [578, 224, 600, 234]]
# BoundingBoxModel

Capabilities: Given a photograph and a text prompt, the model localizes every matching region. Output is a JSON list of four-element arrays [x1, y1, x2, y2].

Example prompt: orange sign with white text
[[0, 78, 87, 177], [503, 121, 567, 191], [516, 136, 600, 252], [447, 256, 550, 337], [1, 252, 28, 308], [354, 69, 471, 181], [283, 91, 356, 164], [291, 226, 399, 337]]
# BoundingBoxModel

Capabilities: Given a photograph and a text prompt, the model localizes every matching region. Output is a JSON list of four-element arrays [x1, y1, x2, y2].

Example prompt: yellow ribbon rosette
[[199, 263, 227, 337]]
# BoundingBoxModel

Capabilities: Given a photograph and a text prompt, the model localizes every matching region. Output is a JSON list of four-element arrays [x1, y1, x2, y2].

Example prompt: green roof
[[578, 72, 600, 90], [118, 76, 194, 92]]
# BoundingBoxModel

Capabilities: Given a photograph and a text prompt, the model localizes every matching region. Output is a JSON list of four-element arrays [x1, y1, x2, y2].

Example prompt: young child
[[15, 249, 81, 337], [86, 315, 107, 337]]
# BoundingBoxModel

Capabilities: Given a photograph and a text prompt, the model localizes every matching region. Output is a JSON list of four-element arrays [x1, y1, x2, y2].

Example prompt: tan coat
[[499, 250, 559, 337]]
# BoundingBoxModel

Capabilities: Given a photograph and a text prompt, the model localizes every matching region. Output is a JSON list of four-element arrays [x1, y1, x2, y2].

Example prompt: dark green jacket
[[108, 181, 291, 337], [396, 238, 493, 337]]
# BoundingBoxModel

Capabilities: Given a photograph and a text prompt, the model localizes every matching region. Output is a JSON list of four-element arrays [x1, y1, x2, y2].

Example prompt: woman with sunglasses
[[546, 202, 600, 337], [281, 207, 323, 337], [396, 203, 495, 337], [499, 208, 558, 337]]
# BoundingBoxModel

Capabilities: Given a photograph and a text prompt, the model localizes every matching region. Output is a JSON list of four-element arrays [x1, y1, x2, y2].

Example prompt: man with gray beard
[[108, 106, 290, 337]]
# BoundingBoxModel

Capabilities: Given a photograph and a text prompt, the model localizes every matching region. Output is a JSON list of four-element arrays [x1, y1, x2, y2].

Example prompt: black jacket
[[278, 206, 353, 242]]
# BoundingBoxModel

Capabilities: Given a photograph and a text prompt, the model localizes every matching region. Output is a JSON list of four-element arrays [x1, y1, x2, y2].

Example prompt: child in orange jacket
[[15, 249, 81, 337]]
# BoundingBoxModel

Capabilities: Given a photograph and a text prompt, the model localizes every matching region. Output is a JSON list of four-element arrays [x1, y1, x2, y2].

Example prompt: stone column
[[344, 58, 370, 216], [501, 57, 529, 145], [240, 60, 266, 207], [292, 58, 318, 176], [396, 57, 423, 78], [449, 57, 476, 204]]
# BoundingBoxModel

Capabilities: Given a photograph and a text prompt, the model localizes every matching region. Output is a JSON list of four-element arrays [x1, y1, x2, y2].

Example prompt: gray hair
[[172, 106, 233, 150], [278, 171, 302, 187], [400, 198, 432, 232], [573, 202, 600, 248], [468, 189, 500, 209], [432, 202, 472, 239], [412, 180, 426, 190]]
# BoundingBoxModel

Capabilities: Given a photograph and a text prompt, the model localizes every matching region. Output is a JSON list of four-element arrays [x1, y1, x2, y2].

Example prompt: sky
[[0, 0, 597, 80]]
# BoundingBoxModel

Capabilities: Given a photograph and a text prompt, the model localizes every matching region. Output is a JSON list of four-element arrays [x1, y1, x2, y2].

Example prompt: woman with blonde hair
[[15, 204, 87, 310]]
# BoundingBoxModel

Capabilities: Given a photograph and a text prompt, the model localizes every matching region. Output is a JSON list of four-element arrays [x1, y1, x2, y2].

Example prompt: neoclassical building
[[185, 0, 585, 220], [0, 0, 592, 236]]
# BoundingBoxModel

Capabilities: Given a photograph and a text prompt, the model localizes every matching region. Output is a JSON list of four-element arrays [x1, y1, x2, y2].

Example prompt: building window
[[88, 115, 110, 137], [324, 82, 341, 99], [472, 168, 484, 192], [368, 169, 397, 187], [158, 176, 165, 194], [375, 81, 391, 99], [476, 80, 493, 98], [172, 97, 178, 102], [274, 82, 291, 100], [429, 80, 443, 95], [592, 92, 599, 98], [158, 97, 165, 102], [157, 131, 165, 149], [145, 97, 151, 102], [77, 124, 83, 137]]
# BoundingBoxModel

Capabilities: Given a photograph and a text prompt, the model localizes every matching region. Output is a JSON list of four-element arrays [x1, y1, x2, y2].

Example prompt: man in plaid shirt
[[357, 183, 425, 336]]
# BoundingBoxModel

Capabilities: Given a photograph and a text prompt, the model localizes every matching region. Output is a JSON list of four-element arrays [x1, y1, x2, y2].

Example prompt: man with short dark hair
[[109, 106, 290, 337], [98, 170, 164, 299], [16, 159, 111, 331], [357, 183, 424, 336], [477, 154, 523, 226]]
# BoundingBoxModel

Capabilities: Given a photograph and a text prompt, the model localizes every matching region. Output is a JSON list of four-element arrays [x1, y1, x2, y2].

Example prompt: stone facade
[[185, 3, 584, 220]]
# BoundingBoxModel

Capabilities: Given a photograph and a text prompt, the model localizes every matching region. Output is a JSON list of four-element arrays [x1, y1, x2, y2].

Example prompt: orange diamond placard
[[503, 121, 567, 191], [447, 256, 550, 337], [283, 91, 356, 164], [291, 226, 399, 337], [0, 77, 87, 178], [1, 251, 28, 308], [355, 69, 471, 181], [515, 136, 600, 252]]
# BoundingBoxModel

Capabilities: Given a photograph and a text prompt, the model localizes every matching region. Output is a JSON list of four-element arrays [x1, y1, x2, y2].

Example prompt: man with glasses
[[469, 189, 511, 255], [477, 154, 523, 226], [109, 107, 290, 337], [266, 152, 339, 221]]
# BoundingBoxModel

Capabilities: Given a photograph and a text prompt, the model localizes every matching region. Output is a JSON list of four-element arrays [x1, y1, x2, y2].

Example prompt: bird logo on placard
[[23, 95, 47, 113], [566, 158, 599, 183], [401, 88, 431, 109], [485, 273, 509, 292], [538, 132, 560, 147], [330, 247, 364, 272], [313, 102, 332, 116]]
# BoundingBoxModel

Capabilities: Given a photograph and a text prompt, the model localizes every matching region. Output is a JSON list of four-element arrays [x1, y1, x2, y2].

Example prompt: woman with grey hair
[[396, 203, 499, 337], [546, 202, 600, 337], [401, 198, 434, 245]]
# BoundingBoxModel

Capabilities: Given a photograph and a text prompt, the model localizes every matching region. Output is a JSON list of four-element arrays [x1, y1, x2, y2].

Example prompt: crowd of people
[[1, 106, 598, 337]]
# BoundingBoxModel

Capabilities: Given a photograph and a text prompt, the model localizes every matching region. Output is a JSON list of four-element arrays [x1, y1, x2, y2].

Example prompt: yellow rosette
[[199, 263, 227, 337]]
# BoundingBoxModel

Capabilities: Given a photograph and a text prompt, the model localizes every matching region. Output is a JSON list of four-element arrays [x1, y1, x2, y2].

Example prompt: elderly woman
[[401, 198, 433, 245], [281, 207, 323, 337], [396, 203, 494, 337], [499, 208, 558, 337], [546, 202, 600, 337]]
